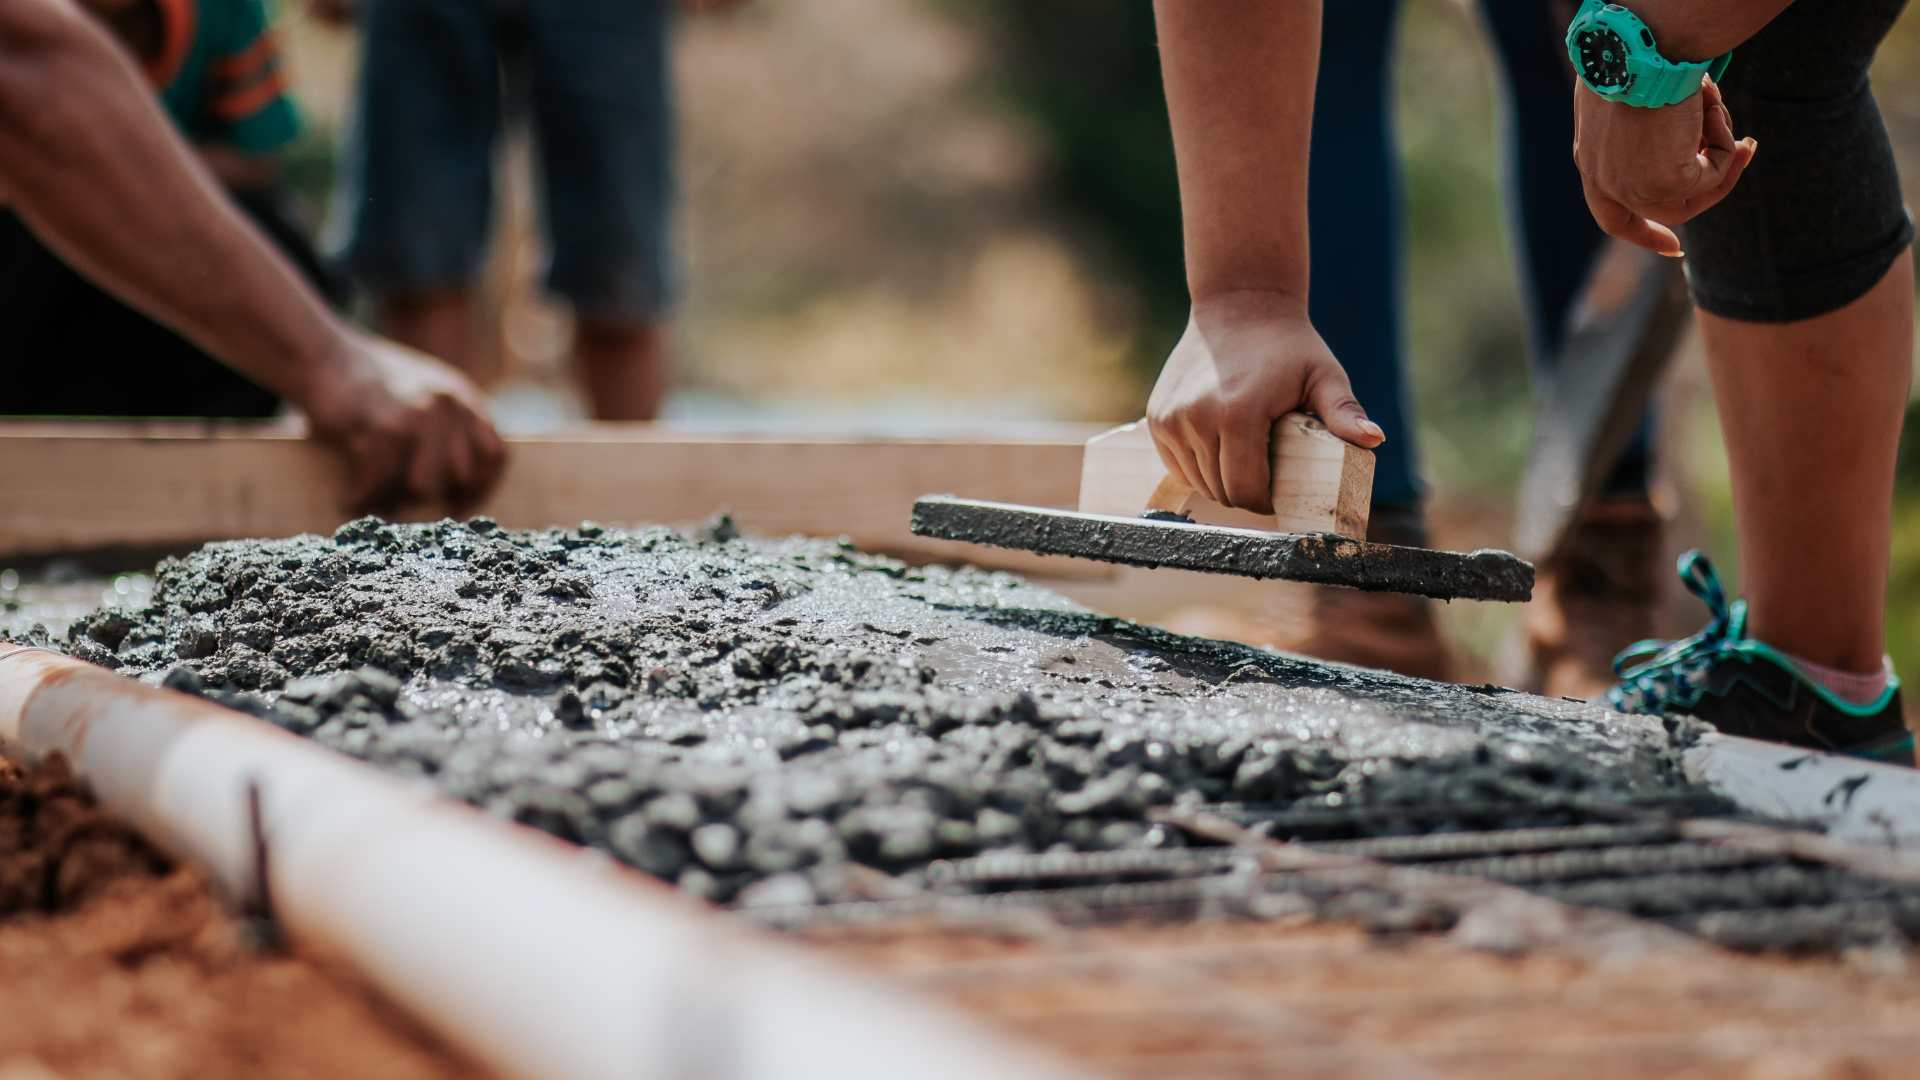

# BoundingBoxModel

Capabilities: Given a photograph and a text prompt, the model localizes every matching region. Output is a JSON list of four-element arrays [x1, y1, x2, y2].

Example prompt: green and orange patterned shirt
[[143, 0, 300, 154]]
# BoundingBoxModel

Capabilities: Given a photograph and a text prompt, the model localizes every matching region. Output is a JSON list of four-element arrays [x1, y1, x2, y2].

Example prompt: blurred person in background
[[317, 0, 735, 421], [0, 0, 504, 510], [0, 0, 346, 419], [1166, 0, 1664, 698]]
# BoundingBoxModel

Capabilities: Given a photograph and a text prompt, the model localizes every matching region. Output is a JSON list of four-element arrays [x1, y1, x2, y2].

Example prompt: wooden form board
[[0, 421, 1114, 578], [1078, 415, 1373, 538]]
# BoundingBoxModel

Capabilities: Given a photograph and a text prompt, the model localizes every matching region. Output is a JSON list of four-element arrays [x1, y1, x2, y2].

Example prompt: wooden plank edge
[[0, 426, 1120, 582]]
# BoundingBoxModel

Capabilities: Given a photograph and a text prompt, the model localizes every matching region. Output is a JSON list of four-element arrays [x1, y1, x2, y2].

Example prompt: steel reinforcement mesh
[[761, 792, 1920, 955]]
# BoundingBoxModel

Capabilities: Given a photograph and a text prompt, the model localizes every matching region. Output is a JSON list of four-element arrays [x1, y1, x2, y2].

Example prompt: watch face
[[1575, 26, 1631, 90]]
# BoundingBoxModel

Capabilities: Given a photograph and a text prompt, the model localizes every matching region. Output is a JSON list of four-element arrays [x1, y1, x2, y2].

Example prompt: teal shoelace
[[1607, 550, 1902, 719], [1606, 551, 1744, 715]]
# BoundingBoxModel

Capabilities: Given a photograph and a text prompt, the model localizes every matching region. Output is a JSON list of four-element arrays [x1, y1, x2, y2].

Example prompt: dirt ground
[[813, 917, 1920, 1078], [0, 755, 477, 1079]]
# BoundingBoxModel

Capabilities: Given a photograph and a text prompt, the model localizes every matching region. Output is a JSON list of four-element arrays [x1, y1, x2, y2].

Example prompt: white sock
[[1786, 652, 1894, 708]]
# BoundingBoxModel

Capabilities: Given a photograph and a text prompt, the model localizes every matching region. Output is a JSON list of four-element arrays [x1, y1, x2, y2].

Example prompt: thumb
[[1304, 363, 1385, 449]]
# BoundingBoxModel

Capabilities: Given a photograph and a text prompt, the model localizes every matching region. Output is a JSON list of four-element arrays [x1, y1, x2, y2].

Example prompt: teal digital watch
[[1565, 0, 1733, 108]]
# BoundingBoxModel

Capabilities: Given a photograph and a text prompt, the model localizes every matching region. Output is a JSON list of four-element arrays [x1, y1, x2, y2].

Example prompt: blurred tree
[[961, 1, 1188, 367]]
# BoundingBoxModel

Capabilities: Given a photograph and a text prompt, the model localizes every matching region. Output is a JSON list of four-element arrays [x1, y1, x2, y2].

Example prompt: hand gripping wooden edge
[[1080, 414, 1374, 539]]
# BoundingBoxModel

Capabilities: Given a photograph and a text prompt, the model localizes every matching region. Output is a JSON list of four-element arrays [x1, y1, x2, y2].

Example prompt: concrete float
[[0, 644, 1077, 1080]]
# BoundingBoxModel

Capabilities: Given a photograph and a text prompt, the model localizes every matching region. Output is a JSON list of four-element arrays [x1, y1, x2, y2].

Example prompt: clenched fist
[[1147, 291, 1382, 515], [1573, 77, 1757, 257]]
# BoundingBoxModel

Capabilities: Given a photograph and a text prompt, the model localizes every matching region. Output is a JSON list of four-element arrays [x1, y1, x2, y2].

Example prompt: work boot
[[1498, 496, 1663, 700], [1159, 506, 1455, 682], [1607, 552, 1914, 766]]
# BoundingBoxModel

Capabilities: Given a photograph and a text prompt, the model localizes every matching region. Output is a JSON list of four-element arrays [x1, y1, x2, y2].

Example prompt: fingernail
[[1359, 420, 1385, 442]]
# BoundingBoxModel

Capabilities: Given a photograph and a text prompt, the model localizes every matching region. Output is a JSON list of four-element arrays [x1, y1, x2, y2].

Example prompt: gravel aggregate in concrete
[[61, 518, 1713, 906]]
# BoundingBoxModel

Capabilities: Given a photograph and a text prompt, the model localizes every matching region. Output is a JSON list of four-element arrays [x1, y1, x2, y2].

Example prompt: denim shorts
[[1681, 0, 1913, 323], [336, 0, 675, 320]]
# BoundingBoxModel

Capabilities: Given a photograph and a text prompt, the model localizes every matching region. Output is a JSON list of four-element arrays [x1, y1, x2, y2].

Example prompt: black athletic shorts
[[1681, 0, 1914, 323], [0, 189, 345, 419]]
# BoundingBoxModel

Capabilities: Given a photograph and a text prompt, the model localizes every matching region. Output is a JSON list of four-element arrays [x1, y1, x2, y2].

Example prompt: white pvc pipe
[[0, 645, 1078, 1080], [1684, 731, 1920, 851]]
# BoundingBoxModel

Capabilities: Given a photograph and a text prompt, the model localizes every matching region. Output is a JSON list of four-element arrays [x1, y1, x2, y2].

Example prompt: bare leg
[[575, 316, 669, 421], [1698, 249, 1913, 672], [378, 290, 479, 376]]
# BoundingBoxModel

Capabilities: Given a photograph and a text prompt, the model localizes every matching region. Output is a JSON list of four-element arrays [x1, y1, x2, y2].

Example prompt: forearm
[[0, 0, 348, 403], [1631, 0, 1796, 60], [1152, 0, 1320, 308]]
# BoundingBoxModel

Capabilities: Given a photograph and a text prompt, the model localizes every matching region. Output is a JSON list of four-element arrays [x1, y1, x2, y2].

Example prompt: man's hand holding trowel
[[1144, 3, 1382, 517], [1149, 294, 1383, 518]]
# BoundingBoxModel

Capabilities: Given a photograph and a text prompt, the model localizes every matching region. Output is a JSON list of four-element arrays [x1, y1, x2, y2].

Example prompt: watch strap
[[1639, 50, 1735, 107]]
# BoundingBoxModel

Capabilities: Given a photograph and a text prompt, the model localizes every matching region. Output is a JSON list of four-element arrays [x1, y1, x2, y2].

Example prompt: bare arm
[[0, 0, 505, 509], [1144, 1, 1380, 514], [1152, 0, 1318, 307]]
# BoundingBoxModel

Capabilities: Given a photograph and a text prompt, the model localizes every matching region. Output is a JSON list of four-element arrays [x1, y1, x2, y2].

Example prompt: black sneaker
[[1606, 552, 1915, 766]]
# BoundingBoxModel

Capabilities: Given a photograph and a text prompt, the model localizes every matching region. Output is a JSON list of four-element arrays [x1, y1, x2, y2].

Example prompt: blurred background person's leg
[[1482, 0, 1663, 699], [336, 0, 502, 381], [528, 0, 677, 421], [1283, 0, 1458, 680], [1308, 0, 1417, 523]]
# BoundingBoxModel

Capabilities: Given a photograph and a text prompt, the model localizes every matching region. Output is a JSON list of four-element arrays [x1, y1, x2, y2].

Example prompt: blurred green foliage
[[959, 1, 1187, 362]]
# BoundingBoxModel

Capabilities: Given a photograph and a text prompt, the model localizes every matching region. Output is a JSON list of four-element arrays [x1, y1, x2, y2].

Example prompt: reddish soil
[[812, 917, 1920, 1078], [0, 755, 479, 1079]]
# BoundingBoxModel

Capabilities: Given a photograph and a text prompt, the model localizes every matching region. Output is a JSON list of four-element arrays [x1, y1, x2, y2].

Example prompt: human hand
[[1146, 291, 1382, 515], [678, 0, 747, 12], [1573, 78, 1756, 257], [296, 333, 508, 514]]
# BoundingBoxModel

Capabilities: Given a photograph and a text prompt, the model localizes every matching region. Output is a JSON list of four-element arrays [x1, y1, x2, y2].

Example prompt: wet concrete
[[911, 496, 1535, 601], [0, 566, 152, 645], [54, 519, 1700, 907]]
